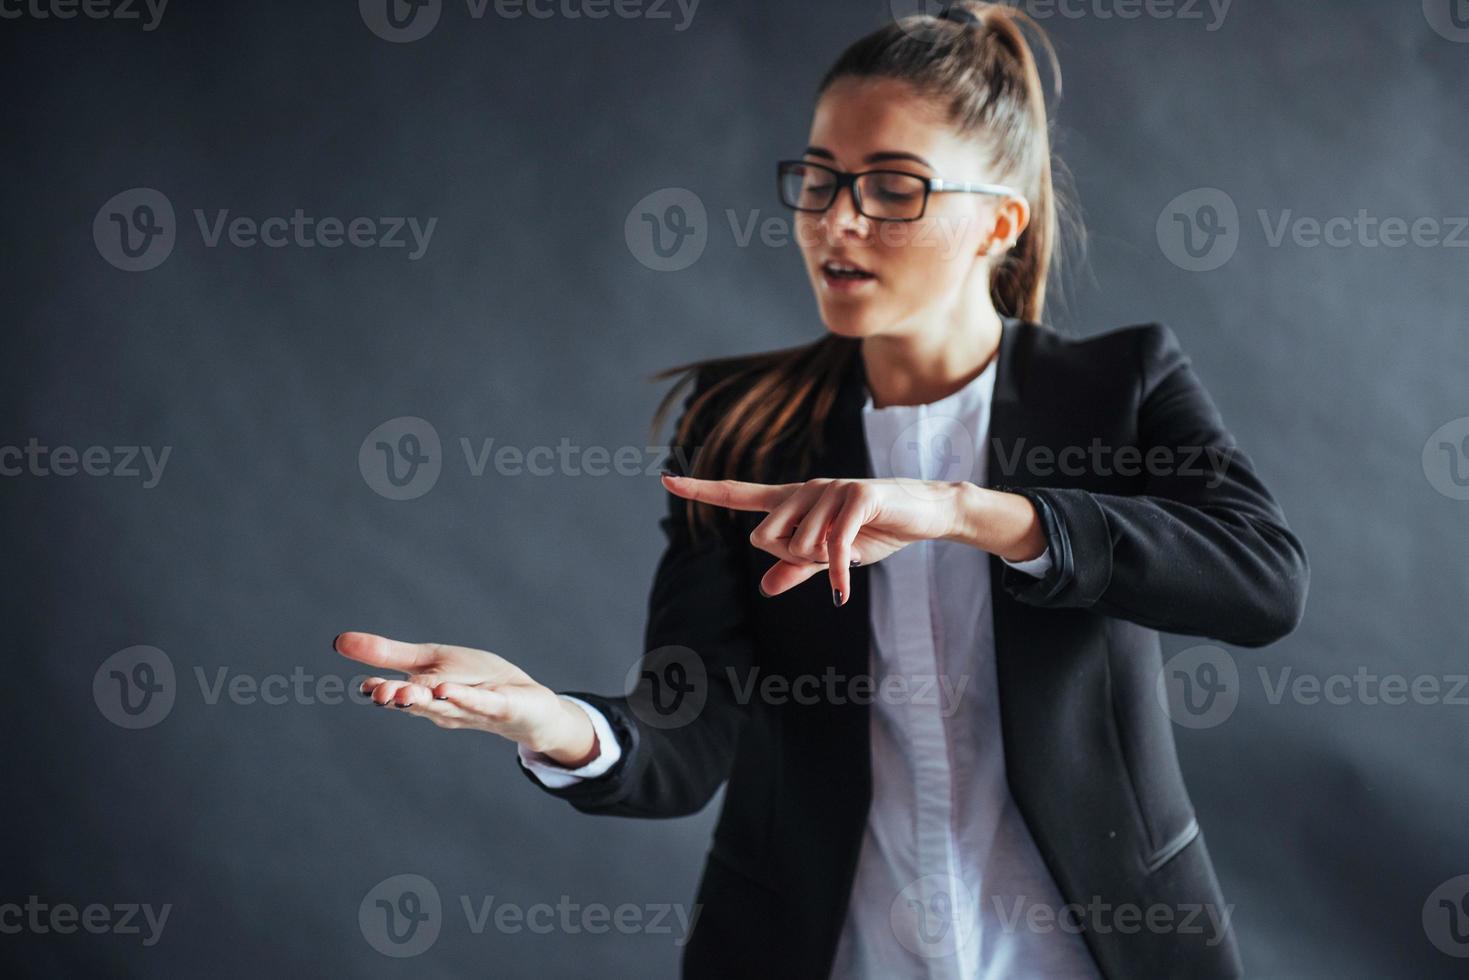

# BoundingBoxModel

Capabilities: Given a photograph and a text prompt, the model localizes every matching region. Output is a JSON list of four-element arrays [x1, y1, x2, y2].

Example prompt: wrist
[[535, 696, 600, 767], [946, 483, 1048, 562]]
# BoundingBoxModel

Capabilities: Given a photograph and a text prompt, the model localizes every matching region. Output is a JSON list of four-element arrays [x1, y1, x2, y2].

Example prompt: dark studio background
[[2, 0, 1466, 976]]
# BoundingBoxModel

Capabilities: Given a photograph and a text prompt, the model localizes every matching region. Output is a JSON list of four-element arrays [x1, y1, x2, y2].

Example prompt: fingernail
[[433, 695, 448, 701], [849, 558, 861, 567], [397, 702, 411, 708], [832, 587, 844, 607], [332, 632, 343, 650], [758, 584, 771, 598]]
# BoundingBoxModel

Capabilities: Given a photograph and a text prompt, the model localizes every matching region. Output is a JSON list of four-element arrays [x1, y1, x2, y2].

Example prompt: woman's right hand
[[333, 631, 600, 766]]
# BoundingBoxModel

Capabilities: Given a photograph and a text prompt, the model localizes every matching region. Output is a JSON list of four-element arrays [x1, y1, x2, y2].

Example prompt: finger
[[403, 692, 475, 727], [395, 682, 436, 707], [433, 681, 509, 719], [334, 631, 438, 673], [788, 482, 849, 564], [760, 559, 829, 597], [660, 474, 793, 513], [751, 482, 826, 561], [826, 488, 870, 607], [359, 676, 391, 698], [369, 679, 411, 707]]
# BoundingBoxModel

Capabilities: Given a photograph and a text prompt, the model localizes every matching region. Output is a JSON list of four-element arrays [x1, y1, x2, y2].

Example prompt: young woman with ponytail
[[336, 3, 1308, 977]]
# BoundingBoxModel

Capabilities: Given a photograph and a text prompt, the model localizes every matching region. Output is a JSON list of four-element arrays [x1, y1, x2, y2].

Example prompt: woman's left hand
[[661, 472, 1041, 605]]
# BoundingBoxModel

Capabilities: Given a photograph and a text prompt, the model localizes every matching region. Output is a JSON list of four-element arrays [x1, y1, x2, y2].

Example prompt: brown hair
[[649, 1, 1075, 538]]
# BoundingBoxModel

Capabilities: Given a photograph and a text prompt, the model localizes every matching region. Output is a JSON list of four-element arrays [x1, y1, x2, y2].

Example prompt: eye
[[869, 174, 922, 202]]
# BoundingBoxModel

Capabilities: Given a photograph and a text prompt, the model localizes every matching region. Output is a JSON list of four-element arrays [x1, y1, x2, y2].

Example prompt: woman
[[335, 3, 1308, 977]]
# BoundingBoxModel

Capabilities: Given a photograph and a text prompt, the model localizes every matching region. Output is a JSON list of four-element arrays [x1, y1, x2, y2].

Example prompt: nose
[[819, 182, 870, 240]]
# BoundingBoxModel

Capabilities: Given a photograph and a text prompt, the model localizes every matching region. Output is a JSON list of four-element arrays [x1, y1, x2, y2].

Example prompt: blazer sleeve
[[514, 364, 760, 816], [995, 323, 1310, 648]]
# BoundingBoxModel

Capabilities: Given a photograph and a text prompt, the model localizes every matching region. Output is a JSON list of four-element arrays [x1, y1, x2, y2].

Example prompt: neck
[[859, 303, 1004, 409]]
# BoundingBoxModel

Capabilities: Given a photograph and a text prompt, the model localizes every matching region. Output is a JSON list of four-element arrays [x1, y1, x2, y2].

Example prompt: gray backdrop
[[3, 0, 1467, 976]]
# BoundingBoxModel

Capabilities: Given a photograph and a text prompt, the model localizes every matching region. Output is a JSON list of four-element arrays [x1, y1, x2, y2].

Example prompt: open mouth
[[820, 258, 877, 289]]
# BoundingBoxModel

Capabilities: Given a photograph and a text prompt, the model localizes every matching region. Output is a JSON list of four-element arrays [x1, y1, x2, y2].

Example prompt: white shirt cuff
[[1002, 545, 1053, 579], [517, 695, 623, 789]]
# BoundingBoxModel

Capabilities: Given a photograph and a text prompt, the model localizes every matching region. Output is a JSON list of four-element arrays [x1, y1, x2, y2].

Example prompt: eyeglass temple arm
[[928, 179, 1023, 199]]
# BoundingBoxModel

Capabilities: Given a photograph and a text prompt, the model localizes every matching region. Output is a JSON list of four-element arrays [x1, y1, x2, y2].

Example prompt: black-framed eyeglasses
[[776, 159, 1022, 223]]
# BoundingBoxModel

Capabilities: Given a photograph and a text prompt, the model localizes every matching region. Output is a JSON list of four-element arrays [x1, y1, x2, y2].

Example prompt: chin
[[819, 303, 885, 339]]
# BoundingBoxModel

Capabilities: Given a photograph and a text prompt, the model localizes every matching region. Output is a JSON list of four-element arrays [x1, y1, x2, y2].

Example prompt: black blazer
[[520, 317, 1309, 979]]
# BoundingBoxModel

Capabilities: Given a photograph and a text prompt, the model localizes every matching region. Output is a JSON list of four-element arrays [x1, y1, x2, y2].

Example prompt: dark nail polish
[[758, 584, 771, 598], [332, 632, 343, 650], [397, 702, 411, 708], [433, 695, 448, 701], [849, 558, 861, 567], [832, 587, 843, 607]]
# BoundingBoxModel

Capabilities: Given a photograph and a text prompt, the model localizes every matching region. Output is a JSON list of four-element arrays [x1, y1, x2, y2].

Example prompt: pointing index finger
[[660, 473, 790, 513]]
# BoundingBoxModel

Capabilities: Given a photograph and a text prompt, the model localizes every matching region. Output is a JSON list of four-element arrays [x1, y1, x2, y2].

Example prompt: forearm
[[1008, 485, 1308, 647], [944, 482, 1048, 562]]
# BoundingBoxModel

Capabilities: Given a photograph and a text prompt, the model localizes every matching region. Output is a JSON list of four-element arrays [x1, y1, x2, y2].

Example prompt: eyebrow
[[804, 146, 934, 169]]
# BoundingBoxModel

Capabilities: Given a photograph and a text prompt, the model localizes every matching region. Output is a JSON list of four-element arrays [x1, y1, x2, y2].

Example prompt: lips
[[820, 257, 877, 291], [822, 257, 875, 278]]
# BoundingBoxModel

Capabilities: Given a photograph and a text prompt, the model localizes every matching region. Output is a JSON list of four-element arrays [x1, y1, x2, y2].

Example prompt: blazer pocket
[[1104, 621, 1203, 871], [1144, 816, 1200, 875]]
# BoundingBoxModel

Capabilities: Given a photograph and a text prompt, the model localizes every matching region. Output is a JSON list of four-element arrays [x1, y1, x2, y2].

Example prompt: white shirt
[[519, 356, 1100, 979]]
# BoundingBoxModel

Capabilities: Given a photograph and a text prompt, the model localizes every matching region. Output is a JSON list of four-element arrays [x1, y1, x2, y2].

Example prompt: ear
[[979, 195, 1032, 257]]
